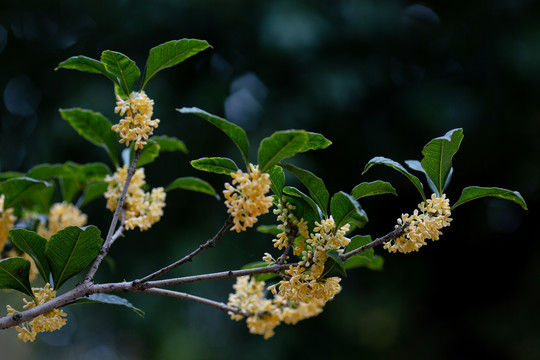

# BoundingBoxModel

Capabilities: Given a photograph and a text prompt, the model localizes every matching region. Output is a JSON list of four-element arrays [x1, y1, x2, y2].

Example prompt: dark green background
[[0, 1, 538, 359]]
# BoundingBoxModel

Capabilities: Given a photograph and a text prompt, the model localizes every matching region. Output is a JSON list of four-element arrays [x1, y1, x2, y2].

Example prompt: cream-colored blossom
[[104, 165, 166, 231], [112, 91, 160, 150], [0, 194, 16, 253], [6, 283, 67, 342], [384, 193, 452, 254], [228, 275, 334, 339], [223, 164, 273, 232], [37, 202, 87, 240]]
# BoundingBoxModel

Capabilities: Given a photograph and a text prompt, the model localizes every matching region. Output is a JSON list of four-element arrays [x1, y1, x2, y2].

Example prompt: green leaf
[[269, 165, 285, 199], [351, 181, 397, 199], [60, 177, 78, 204], [258, 130, 308, 173], [420, 128, 463, 196], [142, 39, 211, 89], [131, 140, 160, 167], [191, 157, 238, 175], [256, 225, 281, 236], [283, 194, 322, 232], [321, 249, 347, 279], [68, 293, 145, 317], [0, 257, 33, 298], [0, 177, 52, 208], [405, 160, 439, 195], [330, 191, 368, 229], [283, 186, 322, 218], [9, 229, 51, 283], [59, 108, 119, 166], [46, 225, 103, 290], [178, 107, 250, 167], [299, 132, 332, 152], [346, 235, 373, 255], [345, 254, 384, 271], [166, 177, 218, 199], [150, 135, 188, 154], [280, 163, 329, 217], [363, 156, 426, 201], [452, 186, 528, 210], [55, 55, 118, 83], [80, 181, 108, 207], [100, 50, 140, 98]]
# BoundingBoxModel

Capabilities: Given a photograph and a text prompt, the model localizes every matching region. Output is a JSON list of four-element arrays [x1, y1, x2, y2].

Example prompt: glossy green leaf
[[142, 39, 211, 89], [46, 226, 103, 290], [345, 254, 384, 271], [351, 181, 397, 199], [0, 177, 52, 208], [66, 294, 146, 317], [0, 257, 33, 298], [68, 293, 145, 317], [166, 177, 218, 199], [330, 191, 368, 229], [19, 183, 54, 214], [299, 132, 332, 152], [420, 128, 463, 195], [80, 181, 108, 207], [150, 135, 188, 154], [345, 235, 373, 257], [191, 157, 238, 175], [283, 194, 322, 232], [321, 249, 347, 279], [452, 186, 528, 210], [280, 163, 329, 217], [283, 186, 322, 217], [258, 130, 308, 173], [131, 140, 160, 167], [363, 156, 426, 201], [9, 229, 50, 283], [178, 107, 250, 166], [55, 55, 118, 83], [269, 165, 285, 199], [59, 108, 119, 166], [101, 50, 140, 98], [405, 160, 439, 195]]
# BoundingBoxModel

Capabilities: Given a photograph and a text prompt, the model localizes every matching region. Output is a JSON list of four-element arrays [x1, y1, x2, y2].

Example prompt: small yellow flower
[[223, 164, 273, 232], [6, 283, 67, 342], [104, 166, 166, 231], [37, 202, 87, 240], [112, 91, 160, 150], [0, 194, 16, 253], [384, 193, 452, 254]]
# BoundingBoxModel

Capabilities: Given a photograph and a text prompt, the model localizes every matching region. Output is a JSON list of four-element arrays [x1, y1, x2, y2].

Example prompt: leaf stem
[[340, 223, 407, 262]]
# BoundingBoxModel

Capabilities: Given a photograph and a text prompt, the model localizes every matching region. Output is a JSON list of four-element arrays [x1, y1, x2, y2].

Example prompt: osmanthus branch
[[84, 149, 141, 283], [133, 215, 234, 286], [0, 224, 405, 330]]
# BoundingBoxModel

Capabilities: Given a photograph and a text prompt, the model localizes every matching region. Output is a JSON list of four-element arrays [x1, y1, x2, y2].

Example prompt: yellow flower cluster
[[270, 199, 309, 253], [384, 193, 452, 253], [0, 194, 16, 253], [223, 164, 274, 232], [227, 276, 326, 339], [6, 283, 67, 342], [104, 165, 166, 231], [37, 202, 88, 240], [268, 216, 349, 304], [112, 91, 160, 150]]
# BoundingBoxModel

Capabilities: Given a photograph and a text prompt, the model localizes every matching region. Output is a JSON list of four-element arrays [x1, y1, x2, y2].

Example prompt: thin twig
[[340, 223, 408, 262], [84, 149, 141, 283], [141, 288, 251, 317], [133, 216, 234, 286]]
